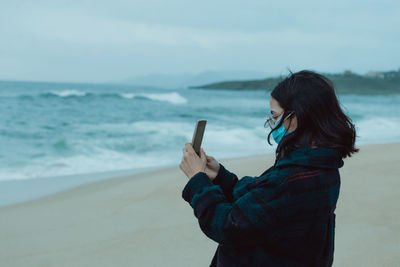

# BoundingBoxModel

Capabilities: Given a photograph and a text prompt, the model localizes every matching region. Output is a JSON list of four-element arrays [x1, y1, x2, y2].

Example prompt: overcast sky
[[0, 0, 399, 83]]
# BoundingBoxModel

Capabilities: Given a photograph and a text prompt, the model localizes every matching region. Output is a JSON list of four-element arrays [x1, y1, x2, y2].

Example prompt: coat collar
[[275, 147, 344, 169]]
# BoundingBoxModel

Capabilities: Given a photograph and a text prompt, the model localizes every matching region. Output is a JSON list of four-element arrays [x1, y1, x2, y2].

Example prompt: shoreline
[[0, 141, 397, 208], [0, 150, 277, 208], [0, 142, 399, 266]]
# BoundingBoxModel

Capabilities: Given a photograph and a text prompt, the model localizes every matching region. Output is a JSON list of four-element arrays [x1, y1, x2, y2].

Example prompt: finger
[[185, 142, 192, 148], [184, 143, 190, 152], [183, 142, 191, 151], [185, 143, 196, 154]]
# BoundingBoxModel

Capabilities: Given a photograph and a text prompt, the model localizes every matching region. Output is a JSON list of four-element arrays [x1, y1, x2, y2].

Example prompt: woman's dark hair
[[267, 70, 359, 160]]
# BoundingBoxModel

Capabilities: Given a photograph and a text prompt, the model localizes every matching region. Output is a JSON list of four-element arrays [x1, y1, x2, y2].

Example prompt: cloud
[[20, 9, 391, 51], [0, 1, 399, 82]]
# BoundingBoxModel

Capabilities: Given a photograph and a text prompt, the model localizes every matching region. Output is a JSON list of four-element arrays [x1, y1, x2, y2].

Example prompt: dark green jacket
[[182, 147, 344, 266]]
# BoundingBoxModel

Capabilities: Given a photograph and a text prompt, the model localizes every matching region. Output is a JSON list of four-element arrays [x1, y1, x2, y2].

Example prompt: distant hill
[[120, 70, 267, 89], [189, 69, 400, 95]]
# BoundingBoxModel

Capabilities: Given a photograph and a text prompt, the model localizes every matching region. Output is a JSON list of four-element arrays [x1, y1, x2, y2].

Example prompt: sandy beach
[[0, 142, 399, 267]]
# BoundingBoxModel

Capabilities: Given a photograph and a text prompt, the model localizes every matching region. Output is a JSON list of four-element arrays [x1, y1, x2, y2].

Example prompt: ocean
[[0, 80, 399, 204]]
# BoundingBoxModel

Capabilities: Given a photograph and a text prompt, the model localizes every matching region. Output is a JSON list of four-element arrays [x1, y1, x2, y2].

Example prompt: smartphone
[[191, 120, 207, 156]]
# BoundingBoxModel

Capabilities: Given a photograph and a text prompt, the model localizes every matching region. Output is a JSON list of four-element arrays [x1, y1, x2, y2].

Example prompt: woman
[[179, 70, 358, 267]]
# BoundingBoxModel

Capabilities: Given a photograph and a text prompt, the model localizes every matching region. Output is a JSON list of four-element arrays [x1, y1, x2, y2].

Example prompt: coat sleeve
[[182, 171, 288, 247], [211, 163, 238, 202]]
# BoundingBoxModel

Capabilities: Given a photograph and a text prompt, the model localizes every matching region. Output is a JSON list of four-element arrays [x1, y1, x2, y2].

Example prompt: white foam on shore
[[0, 120, 274, 181], [2, 115, 399, 182], [356, 116, 400, 144]]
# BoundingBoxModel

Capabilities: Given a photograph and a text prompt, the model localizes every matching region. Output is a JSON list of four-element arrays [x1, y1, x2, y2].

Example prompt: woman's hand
[[204, 153, 220, 181], [179, 143, 207, 179]]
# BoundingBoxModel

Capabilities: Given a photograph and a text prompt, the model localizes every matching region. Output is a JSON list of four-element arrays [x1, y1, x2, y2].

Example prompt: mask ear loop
[[278, 111, 294, 127], [280, 111, 295, 135], [286, 111, 296, 133], [284, 111, 294, 121]]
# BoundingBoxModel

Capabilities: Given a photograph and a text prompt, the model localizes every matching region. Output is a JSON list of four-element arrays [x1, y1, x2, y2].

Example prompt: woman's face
[[269, 97, 297, 132]]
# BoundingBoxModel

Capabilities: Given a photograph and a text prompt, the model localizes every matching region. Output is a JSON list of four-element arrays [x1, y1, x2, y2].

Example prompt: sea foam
[[39, 90, 187, 105], [120, 92, 187, 104], [48, 90, 88, 97]]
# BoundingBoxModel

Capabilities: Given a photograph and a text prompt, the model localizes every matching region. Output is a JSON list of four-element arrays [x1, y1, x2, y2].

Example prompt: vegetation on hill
[[190, 69, 400, 95]]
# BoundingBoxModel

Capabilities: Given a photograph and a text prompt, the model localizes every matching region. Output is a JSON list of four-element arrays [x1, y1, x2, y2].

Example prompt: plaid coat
[[182, 147, 344, 267]]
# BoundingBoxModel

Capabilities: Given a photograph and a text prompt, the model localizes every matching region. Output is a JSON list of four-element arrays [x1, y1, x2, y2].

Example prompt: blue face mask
[[271, 118, 294, 144]]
